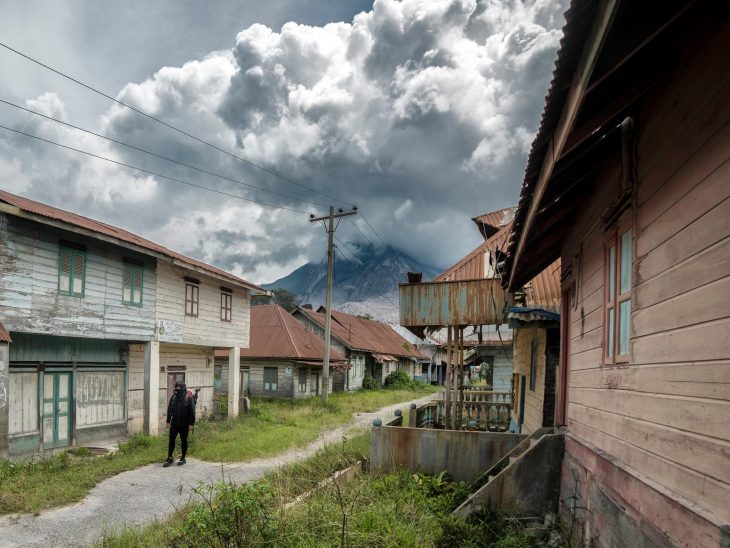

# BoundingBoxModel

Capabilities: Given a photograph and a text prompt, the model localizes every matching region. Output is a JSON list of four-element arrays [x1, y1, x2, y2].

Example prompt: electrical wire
[[333, 235, 361, 263], [0, 98, 330, 208], [0, 125, 314, 215], [348, 217, 374, 247], [0, 41, 354, 208], [359, 211, 387, 246]]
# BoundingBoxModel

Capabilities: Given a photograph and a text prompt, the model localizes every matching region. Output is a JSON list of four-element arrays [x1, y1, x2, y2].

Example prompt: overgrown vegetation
[[383, 369, 427, 390], [103, 432, 544, 548], [0, 388, 435, 515], [360, 374, 380, 390]]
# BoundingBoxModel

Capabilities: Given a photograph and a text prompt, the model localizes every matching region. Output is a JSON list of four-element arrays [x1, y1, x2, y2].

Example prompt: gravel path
[[0, 394, 434, 548]]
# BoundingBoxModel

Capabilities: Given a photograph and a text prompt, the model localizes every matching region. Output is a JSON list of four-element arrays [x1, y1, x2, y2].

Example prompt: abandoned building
[[292, 306, 426, 389], [214, 304, 346, 400], [0, 190, 263, 455]]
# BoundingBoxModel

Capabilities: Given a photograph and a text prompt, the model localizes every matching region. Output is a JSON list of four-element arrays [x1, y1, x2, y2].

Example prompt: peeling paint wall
[[0, 343, 9, 452]]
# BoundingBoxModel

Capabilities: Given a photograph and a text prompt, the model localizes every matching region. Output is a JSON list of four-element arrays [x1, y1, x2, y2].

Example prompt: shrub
[[361, 374, 380, 390], [384, 370, 415, 390]]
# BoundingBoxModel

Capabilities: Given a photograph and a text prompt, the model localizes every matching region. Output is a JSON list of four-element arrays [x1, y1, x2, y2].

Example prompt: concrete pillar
[[0, 342, 9, 453], [143, 341, 160, 436], [227, 346, 240, 418]]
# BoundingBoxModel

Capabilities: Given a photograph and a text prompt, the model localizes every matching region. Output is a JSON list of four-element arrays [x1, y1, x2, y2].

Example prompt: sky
[[0, 0, 567, 284]]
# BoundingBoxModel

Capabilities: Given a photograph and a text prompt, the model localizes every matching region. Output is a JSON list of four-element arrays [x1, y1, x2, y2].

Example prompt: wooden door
[[239, 369, 250, 413], [166, 371, 185, 404], [312, 372, 320, 396], [42, 372, 72, 449]]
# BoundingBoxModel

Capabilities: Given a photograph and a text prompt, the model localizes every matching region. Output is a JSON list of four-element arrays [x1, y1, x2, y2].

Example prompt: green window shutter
[[72, 252, 85, 295], [122, 263, 132, 303], [123, 263, 144, 306], [59, 248, 72, 293], [133, 266, 143, 305]]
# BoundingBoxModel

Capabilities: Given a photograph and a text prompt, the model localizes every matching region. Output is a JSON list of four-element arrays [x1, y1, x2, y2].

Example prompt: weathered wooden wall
[[560, 10, 730, 540], [157, 344, 214, 430], [0, 216, 157, 340], [7, 371, 36, 436], [155, 261, 250, 349], [512, 327, 546, 434], [75, 370, 125, 428]]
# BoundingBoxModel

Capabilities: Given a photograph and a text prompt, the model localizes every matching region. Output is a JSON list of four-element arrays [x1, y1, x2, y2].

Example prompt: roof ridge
[[275, 305, 300, 358]]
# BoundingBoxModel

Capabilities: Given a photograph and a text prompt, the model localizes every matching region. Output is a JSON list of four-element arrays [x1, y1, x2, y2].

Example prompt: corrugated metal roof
[[508, 307, 561, 322], [524, 259, 562, 312], [434, 220, 512, 282], [504, 0, 600, 287], [372, 354, 397, 362], [0, 189, 265, 292], [471, 207, 517, 239], [238, 305, 345, 361], [296, 307, 427, 360], [0, 322, 11, 343]]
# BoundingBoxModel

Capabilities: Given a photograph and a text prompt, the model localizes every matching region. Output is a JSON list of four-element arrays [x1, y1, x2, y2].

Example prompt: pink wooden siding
[[561, 10, 730, 537]]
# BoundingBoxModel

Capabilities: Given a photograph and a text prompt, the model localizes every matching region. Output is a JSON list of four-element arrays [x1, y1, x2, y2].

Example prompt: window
[[220, 289, 232, 322], [185, 282, 199, 317], [605, 226, 632, 363], [529, 338, 538, 391], [122, 262, 143, 305], [298, 369, 307, 393], [58, 246, 86, 296], [264, 367, 278, 392]]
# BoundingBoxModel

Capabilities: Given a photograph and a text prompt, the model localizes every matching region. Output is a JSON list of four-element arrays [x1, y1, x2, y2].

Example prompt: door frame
[[41, 371, 72, 449], [556, 288, 571, 426]]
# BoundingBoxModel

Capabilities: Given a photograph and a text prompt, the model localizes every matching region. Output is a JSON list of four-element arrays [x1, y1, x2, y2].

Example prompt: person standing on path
[[164, 381, 196, 467]]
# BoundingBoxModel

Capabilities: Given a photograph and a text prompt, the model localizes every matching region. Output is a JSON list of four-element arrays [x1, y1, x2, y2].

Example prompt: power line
[[348, 217, 374, 246], [0, 98, 330, 208], [0, 41, 354, 208], [359, 212, 387, 246], [0, 124, 314, 215], [334, 235, 361, 263]]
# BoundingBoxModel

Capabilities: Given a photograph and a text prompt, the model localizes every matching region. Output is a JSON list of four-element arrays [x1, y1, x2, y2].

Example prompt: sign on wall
[[157, 320, 184, 343]]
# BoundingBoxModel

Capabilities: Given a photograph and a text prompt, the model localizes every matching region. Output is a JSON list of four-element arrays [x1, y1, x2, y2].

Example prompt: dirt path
[[0, 394, 433, 548]]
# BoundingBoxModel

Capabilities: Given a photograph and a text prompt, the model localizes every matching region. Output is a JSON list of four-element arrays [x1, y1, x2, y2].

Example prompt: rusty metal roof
[[433, 223, 512, 282], [295, 307, 427, 360], [524, 259, 562, 312], [0, 322, 11, 343], [238, 305, 345, 361], [0, 189, 265, 292], [471, 207, 517, 240]]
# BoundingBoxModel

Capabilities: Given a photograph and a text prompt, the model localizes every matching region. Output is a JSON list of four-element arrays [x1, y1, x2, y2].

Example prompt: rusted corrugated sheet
[[296, 307, 427, 360], [434, 221, 512, 282], [238, 305, 345, 361], [372, 354, 397, 362], [524, 259, 562, 312], [0, 190, 264, 292], [399, 278, 507, 329], [0, 322, 11, 343], [471, 207, 517, 240]]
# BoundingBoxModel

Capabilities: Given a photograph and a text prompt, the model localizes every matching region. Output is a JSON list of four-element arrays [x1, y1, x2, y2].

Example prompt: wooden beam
[[508, 0, 620, 290]]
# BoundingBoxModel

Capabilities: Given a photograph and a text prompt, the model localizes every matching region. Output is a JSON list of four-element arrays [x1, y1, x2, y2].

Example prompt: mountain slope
[[262, 245, 439, 308]]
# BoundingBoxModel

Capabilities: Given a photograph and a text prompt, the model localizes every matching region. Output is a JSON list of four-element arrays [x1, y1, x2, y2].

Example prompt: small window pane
[[607, 308, 615, 358], [73, 278, 83, 294], [123, 288, 131, 302], [608, 245, 616, 301], [620, 230, 632, 294], [60, 275, 70, 292], [44, 375, 54, 399], [619, 300, 631, 355]]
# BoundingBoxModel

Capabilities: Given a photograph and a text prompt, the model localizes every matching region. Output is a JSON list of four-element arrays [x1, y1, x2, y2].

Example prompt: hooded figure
[[164, 381, 196, 467]]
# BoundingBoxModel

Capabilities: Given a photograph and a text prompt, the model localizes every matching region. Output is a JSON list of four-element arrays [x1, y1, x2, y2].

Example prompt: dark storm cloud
[[0, 0, 567, 284]]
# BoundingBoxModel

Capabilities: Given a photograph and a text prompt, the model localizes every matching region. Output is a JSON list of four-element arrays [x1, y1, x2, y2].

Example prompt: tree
[[271, 288, 299, 310]]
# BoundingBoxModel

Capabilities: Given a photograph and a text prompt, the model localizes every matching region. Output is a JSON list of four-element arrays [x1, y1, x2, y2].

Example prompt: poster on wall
[[157, 320, 184, 343]]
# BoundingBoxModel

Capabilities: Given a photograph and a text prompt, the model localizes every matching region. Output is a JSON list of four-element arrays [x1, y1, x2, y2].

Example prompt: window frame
[[298, 369, 307, 393], [263, 367, 278, 393], [185, 282, 200, 317], [58, 246, 86, 297], [604, 216, 633, 365], [220, 289, 233, 322], [122, 261, 144, 307]]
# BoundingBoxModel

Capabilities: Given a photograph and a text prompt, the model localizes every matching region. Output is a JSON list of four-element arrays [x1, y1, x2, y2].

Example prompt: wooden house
[[0, 190, 262, 454], [292, 306, 427, 389], [215, 305, 346, 399], [502, 2, 730, 545]]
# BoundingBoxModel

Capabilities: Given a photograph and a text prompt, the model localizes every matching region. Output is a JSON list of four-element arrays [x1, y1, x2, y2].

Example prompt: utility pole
[[310, 206, 358, 402]]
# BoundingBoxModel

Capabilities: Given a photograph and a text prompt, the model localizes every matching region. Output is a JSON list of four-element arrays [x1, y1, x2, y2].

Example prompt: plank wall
[[512, 326, 546, 434], [0, 216, 156, 340], [561, 11, 730, 527], [155, 261, 250, 348]]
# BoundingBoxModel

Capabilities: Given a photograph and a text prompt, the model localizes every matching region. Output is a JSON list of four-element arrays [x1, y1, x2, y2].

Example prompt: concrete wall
[[371, 424, 524, 482]]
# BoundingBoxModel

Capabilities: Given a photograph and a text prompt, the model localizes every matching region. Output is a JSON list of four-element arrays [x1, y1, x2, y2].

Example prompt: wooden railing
[[413, 398, 512, 432]]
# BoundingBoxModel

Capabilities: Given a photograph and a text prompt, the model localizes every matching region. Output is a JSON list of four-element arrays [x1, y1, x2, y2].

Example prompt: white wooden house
[[0, 190, 263, 454]]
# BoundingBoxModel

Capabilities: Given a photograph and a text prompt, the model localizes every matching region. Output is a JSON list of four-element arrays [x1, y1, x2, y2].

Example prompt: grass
[[0, 387, 435, 516], [103, 430, 540, 547]]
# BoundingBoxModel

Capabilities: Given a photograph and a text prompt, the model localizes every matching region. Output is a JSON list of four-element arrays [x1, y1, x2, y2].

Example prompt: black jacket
[[167, 390, 196, 427]]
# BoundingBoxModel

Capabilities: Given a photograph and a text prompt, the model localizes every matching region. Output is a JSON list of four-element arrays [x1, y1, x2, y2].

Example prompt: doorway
[[166, 370, 185, 403], [239, 368, 250, 413], [312, 372, 320, 396], [42, 371, 72, 449]]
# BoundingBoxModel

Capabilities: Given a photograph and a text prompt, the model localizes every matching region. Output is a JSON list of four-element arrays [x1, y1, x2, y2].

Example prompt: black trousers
[[168, 423, 189, 458]]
